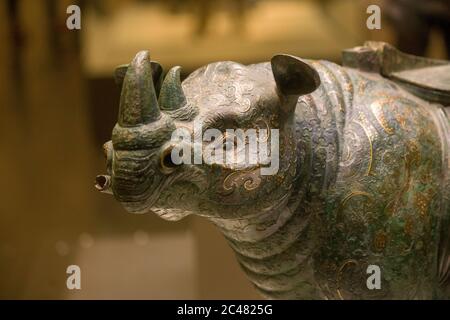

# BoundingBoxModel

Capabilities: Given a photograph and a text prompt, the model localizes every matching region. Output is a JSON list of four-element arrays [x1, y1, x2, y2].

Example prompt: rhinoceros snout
[[95, 50, 192, 215]]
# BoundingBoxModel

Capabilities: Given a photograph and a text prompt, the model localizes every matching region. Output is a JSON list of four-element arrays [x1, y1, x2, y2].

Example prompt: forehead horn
[[118, 50, 160, 127]]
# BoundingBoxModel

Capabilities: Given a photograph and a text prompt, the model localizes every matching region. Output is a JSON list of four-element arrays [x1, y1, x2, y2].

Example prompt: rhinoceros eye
[[163, 153, 177, 168], [160, 146, 181, 173]]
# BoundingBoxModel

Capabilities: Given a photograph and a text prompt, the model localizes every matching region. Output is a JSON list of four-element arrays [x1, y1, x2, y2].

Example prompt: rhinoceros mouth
[[149, 166, 209, 220], [116, 174, 171, 214], [119, 164, 208, 219]]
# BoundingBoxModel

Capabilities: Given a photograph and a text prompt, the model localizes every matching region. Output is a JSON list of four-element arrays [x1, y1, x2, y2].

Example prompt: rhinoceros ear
[[271, 54, 320, 98]]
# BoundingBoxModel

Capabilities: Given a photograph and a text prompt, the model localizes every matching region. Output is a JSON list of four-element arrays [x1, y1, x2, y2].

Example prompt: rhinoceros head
[[95, 51, 320, 222]]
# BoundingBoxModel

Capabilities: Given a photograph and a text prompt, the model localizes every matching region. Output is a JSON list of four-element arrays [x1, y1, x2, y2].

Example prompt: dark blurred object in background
[[7, 0, 24, 49], [191, 0, 257, 36], [383, 0, 450, 58]]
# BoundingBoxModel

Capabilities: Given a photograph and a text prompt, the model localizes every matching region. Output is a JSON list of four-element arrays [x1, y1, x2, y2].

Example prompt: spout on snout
[[95, 174, 113, 194]]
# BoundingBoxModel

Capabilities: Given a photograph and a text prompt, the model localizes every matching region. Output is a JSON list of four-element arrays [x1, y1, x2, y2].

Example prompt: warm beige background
[[0, 0, 447, 299]]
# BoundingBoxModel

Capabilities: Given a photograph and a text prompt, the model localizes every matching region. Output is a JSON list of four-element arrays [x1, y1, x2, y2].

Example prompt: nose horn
[[118, 51, 160, 127], [158, 66, 187, 111]]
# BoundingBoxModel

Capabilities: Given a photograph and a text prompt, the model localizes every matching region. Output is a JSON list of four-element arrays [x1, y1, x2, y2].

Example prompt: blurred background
[[0, 0, 448, 299]]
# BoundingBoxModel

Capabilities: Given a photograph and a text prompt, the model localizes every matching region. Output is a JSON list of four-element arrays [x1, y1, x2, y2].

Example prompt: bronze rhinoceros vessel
[[95, 42, 450, 299]]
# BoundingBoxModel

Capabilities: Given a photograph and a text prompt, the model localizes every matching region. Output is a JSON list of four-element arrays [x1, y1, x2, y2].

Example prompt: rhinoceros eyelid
[[202, 113, 240, 132]]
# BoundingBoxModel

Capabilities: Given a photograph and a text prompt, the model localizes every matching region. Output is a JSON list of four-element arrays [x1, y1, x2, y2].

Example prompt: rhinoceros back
[[293, 59, 450, 299]]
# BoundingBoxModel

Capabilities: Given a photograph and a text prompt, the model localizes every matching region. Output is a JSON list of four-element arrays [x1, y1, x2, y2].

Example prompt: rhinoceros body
[[96, 43, 450, 299]]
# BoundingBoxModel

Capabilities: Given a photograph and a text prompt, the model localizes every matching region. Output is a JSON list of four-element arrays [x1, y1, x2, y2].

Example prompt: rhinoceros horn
[[158, 66, 187, 111], [118, 50, 160, 127], [114, 61, 163, 96]]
